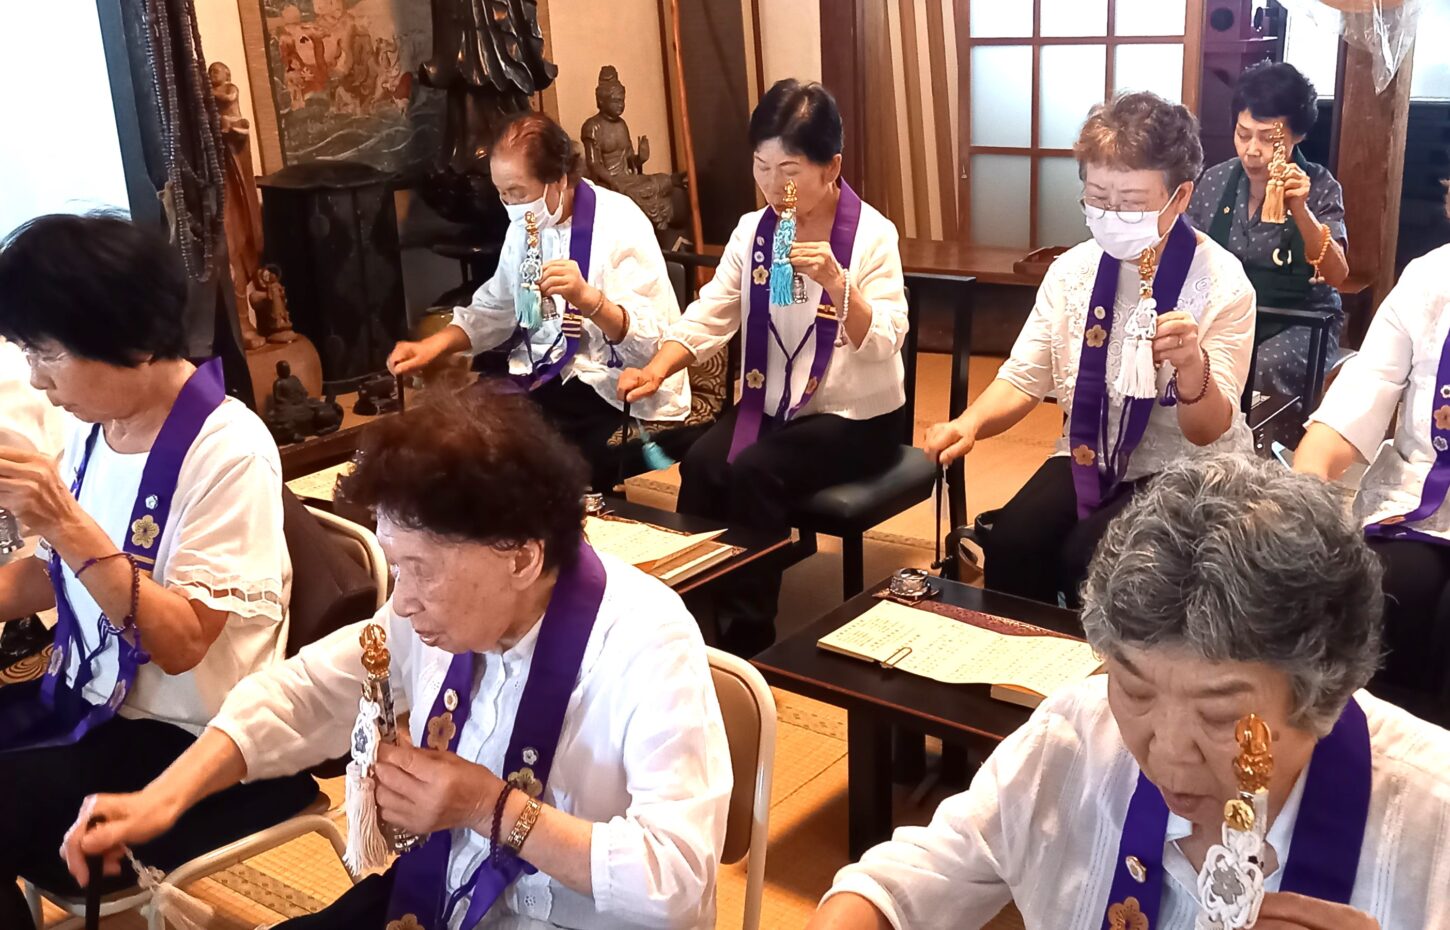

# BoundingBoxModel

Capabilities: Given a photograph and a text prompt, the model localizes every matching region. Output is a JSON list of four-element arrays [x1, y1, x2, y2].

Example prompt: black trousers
[[1368, 537, 1450, 722], [983, 456, 1145, 608], [530, 377, 624, 494], [677, 405, 900, 652], [276, 868, 397, 929], [0, 706, 317, 930]]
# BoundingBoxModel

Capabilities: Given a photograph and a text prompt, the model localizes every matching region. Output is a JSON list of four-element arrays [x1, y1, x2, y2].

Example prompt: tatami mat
[[32, 352, 1047, 929]]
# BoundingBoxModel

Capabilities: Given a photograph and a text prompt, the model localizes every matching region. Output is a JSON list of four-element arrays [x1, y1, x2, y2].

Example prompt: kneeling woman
[[619, 79, 909, 654], [0, 214, 312, 928], [1296, 196, 1450, 723], [388, 111, 688, 492], [812, 455, 1445, 930], [925, 92, 1254, 606], [64, 392, 734, 929]]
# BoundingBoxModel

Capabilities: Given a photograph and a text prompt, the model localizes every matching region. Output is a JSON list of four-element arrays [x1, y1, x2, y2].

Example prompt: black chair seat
[[792, 444, 936, 535]]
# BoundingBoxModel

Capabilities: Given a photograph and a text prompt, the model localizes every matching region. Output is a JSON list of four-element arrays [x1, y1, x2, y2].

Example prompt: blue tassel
[[637, 418, 676, 470], [518, 284, 541, 330], [769, 213, 798, 305]]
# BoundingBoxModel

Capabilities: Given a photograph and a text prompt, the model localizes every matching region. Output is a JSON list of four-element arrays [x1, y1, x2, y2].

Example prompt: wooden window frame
[[957, 0, 1205, 249]]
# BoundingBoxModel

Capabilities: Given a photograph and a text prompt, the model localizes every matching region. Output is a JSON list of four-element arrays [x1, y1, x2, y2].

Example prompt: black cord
[[85, 853, 103, 930]]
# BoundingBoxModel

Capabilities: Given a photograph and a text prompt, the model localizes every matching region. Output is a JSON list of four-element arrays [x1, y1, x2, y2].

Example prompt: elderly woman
[[618, 79, 909, 655], [0, 333, 62, 670], [0, 213, 313, 929], [1296, 188, 1450, 723], [809, 454, 1449, 930], [1187, 61, 1349, 399], [388, 110, 687, 492], [64, 391, 733, 929], [925, 92, 1254, 607]]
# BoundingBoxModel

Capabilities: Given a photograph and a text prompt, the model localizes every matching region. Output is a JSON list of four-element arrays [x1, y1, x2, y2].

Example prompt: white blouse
[[450, 181, 690, 421], [1308, 244, 1450, 539], [0, 337, 63, 563], [823, 677, 1450, 930], [664, 197, 909, 422], [212, 552, 733, 930], [997, 234, 1256, 479], [41, 397, 290, 735]]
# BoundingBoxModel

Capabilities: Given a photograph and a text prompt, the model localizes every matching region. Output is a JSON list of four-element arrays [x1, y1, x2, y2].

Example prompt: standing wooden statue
[[210, 62, 267, 350], [211, 61, 326, 418]]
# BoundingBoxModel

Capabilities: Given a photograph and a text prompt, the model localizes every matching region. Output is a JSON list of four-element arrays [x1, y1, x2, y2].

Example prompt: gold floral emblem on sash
[[507, 765, 544, 798], [1435, 405, 1450, 430], [816, 302, 837, 320], [805, 377, 819, 395], [1072, 444, 1097, 466], [130, 515, 160, 549], [1382, 515, 1407, 525], [386, 914, 423, 930], [1107, 896, 1149, 930], [425, 711, 456, 751], [745, 369, 765, 390], [751, 266, 770, 286], [1086, 325, 1107, 348]]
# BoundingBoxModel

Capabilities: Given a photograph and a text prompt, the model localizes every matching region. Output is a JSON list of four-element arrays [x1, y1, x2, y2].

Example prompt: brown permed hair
[[338, 386, 588, 571], [1074, 91, 1204, 190], [490, 110, 582, 185]]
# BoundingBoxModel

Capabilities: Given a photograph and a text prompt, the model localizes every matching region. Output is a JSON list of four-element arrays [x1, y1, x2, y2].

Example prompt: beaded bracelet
[[488, 784, 516, 865], [834, 270, 853, 347], [75, 551, 130, 580], [1175, 349, 1213, 406]]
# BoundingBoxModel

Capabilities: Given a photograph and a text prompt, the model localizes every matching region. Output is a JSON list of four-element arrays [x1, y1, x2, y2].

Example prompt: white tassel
[[343, 759, 391, 875], [343, 696, 392, 876], [129, 852, 215, 930], [1113, 296, 1160, 400]]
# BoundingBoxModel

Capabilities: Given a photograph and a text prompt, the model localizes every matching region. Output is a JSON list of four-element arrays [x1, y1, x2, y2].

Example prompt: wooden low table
[[752, 575, 1082, 857], [602, 497, 793, 602], [294, 486, 792, 606]]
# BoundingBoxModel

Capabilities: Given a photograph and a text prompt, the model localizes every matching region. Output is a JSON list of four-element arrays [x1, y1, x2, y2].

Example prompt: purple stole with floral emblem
[[1068, 219, 1196, 519], [0, 359, 225, 751], [1364, 324, 1450, 546], [1099, 698, 1370, 928], [727, 181, 862, 462], [385, 541, 605, 929]]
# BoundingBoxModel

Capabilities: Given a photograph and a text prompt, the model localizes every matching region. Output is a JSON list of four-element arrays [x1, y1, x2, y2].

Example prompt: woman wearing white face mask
[[923, 92, 1255, 607], [387, 111, 688, 493]]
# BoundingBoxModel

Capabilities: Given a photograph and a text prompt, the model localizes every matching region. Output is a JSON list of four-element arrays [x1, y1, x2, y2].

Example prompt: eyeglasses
[[1079, 199, 1152, 223], [21, 346, 69, 369]]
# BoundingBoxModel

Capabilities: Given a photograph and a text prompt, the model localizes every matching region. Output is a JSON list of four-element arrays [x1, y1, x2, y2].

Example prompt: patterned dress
[[1187, 156, 1348, 398]]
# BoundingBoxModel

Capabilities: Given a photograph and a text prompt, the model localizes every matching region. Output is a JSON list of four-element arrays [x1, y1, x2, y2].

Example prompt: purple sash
[[1364, 322, 1450, 546], [727, 182, 863, 462], [1099, 698, 1370, 928], [1068, 219, 1197, 519], [386, 541, 606, 929], [519, 180, 598, 391], [0, 359, 225, 751]]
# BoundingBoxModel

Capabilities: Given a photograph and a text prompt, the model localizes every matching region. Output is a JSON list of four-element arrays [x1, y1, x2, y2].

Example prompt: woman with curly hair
[[925, 92, 1255, 607]]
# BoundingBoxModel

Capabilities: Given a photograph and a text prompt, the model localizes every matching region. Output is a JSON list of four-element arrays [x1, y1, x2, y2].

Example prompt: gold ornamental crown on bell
[[1231, 713, 1274, 795], [360, 622, 390, 681]]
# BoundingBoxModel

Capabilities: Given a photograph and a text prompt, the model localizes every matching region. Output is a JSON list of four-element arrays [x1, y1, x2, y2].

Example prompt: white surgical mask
[[1083, 187, 1183, 260], [502, 182, 565, 228]]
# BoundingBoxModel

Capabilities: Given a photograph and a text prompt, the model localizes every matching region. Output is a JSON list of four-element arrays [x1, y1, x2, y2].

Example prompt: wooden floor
[[37, 352, 1055, 929]]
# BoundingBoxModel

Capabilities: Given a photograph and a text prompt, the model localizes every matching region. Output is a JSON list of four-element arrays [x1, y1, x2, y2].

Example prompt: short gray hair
[[1080, 453, 1383, 735]]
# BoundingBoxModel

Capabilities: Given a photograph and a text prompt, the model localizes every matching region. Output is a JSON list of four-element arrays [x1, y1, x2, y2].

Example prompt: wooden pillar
[[820, 0, 866, 192], [1334, 41, 1415, 310]]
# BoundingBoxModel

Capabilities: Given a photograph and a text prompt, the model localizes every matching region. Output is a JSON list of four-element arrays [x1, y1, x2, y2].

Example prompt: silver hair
[[1080, 453, 1383, 736]]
